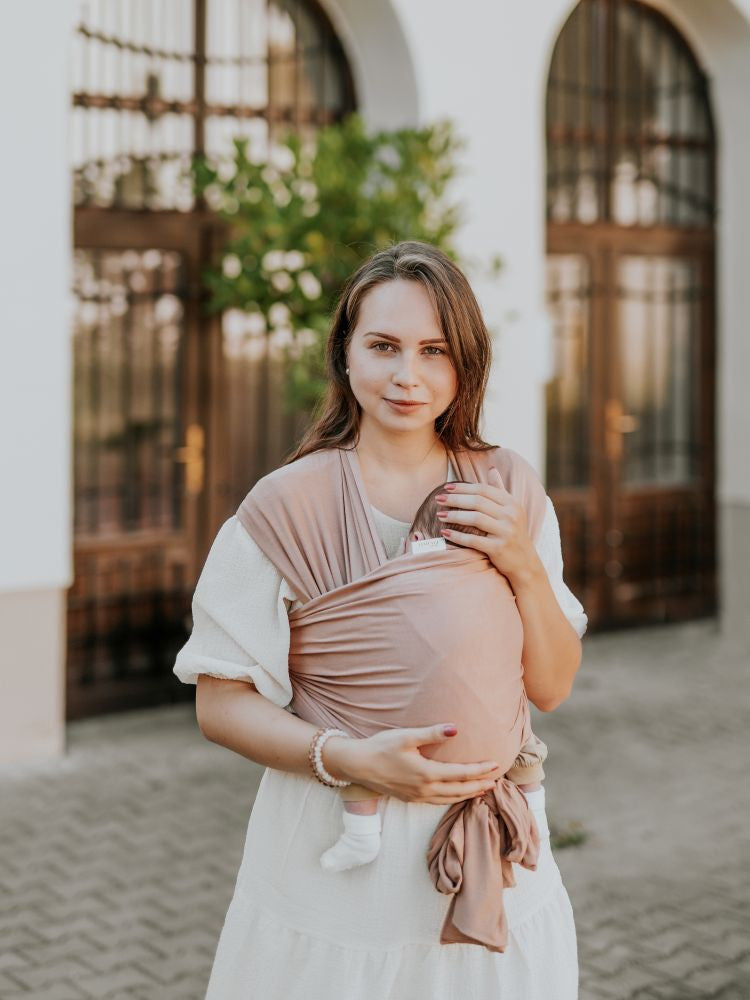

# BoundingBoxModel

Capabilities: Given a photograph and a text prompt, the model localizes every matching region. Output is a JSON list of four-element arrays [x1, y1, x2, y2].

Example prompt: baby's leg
[[320, 783, 383, 872], [343, 799, 379, 814], [342, 781, 380, 814]]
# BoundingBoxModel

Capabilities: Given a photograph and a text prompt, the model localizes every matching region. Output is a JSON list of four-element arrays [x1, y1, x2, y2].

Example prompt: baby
[[320, 481, 549, 872]]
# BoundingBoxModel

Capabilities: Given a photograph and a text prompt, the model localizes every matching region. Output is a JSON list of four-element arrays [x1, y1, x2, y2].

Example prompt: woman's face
[[346, 279, 457, 436]]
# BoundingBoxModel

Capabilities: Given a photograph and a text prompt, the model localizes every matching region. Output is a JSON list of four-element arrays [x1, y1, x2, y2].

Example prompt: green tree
[[192, 112, 501, 412]]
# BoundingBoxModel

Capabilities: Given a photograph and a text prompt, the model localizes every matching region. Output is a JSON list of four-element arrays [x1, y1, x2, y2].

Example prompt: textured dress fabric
[[174, 452, 584, 999]]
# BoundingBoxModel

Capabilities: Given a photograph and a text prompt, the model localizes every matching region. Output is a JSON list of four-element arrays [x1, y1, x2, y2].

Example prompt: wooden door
[[544, 0, 717, 628], [545, 224, 716, 627], [67, 0, 356, 717], [604, 228, 715, 623], [67, 211, 212, 718]]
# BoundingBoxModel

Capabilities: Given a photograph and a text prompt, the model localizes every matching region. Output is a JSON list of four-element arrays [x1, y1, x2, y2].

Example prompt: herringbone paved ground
[[1, 619, 748, 999]]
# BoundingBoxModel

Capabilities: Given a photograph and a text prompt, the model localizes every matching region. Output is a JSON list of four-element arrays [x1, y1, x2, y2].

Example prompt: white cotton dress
[[174, 459, 586, 1000]]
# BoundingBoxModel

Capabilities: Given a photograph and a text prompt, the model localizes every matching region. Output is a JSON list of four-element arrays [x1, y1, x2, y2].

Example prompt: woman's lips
[[384, 398, 426, 412]]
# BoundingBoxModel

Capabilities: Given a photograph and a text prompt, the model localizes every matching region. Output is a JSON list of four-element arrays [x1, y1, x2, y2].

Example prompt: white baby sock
[[320, 810, 382, 872]]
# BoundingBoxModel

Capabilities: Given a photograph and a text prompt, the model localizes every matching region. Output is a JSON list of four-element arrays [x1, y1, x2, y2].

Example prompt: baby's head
[[407, 482, 488, 547]]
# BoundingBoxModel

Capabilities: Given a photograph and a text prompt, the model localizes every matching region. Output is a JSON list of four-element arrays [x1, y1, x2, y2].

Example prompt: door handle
[[175, 423, 205, 495], [605, 400, 639, 461]]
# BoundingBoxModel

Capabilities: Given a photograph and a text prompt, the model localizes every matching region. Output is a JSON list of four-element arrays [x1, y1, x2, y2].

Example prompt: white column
[[0, 1, 74, 762]]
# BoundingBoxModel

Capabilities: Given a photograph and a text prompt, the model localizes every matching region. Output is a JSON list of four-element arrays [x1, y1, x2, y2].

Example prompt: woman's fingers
[[438, 509, 505, 536], [437, 492, 505, 516], [395, 723, 462, 748], [442, 475, 512, 504], [392, 726, 503, 778], [421, 758, 504, 781]]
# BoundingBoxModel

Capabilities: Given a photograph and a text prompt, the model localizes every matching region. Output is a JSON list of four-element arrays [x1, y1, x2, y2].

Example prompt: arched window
[[546, 0, 714, 227], [72, 0, 355, 210], [544, 0, 716, 628], [68, 1, 355, 718]]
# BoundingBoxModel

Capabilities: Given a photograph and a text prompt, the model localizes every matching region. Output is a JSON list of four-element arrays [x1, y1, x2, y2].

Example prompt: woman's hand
[[435, 467, 542, 587], [324, 725, 504, 805]]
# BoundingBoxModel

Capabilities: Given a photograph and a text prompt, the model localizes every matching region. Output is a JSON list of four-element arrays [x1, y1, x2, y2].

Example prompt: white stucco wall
[[0, 1, 74, 762], [0, 1, 74, 595], [321, 0, 419, 130]]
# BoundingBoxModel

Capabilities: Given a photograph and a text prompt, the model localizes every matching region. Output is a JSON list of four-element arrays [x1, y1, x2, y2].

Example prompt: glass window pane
[[616, 255, 700, 486], [73, 249, 186, 535], [73, 0, 354, 207], [547, 0, 714, 227], [545, 254, 591, 488]]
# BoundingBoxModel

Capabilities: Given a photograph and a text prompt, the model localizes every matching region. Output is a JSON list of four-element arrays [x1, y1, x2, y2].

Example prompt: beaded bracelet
[[308, 727, 352, 788]]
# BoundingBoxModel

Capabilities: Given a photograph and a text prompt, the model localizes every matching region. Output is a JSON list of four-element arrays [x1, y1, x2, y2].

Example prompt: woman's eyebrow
[[363, 331, 447, 344]]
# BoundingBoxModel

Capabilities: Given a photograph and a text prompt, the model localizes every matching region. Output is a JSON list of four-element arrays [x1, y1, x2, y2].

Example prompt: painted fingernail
[[443, 724, 458, 736], [437, 511, 448, 518], [444, 484, 456, 490], [440, 529, 451, 537], [435, 495, 447, 502]]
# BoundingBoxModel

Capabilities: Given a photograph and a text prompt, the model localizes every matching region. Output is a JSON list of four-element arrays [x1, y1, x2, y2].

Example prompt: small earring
[[345, 368, 350, 375]]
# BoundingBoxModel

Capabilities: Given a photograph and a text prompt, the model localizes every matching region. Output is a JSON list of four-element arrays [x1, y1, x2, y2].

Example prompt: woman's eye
[[371, 342, 446, 356]]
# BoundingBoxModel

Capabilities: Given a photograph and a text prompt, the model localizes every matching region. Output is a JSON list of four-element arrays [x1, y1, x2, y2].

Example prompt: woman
[[174, 241, 587, 998]]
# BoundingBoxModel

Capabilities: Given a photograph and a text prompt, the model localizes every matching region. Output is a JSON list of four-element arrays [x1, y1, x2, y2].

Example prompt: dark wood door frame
[[546, 221, 716, 627], [68, 208, 228, 717]]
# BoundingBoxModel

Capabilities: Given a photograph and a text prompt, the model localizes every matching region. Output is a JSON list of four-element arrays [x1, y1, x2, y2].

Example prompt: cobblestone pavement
[[1, 619, 748, 999]]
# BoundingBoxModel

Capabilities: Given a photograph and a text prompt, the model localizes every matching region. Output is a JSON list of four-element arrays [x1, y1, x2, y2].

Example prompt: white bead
[[311, 728, 352, 788]]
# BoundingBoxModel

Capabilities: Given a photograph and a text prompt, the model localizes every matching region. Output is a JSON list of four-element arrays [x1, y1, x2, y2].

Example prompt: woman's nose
[[392, 354, 420, 386]]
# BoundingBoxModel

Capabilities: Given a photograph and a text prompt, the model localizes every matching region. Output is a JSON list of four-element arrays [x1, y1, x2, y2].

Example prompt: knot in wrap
[[426, 777, 541, 953]]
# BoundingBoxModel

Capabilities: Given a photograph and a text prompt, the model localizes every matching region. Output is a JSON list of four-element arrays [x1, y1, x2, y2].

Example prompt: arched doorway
[[544, 0, 717, 628], [68, 0, 355, 717]]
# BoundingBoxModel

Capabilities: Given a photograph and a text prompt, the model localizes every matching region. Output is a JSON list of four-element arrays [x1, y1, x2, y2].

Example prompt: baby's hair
[[408, 482, 488, 543]]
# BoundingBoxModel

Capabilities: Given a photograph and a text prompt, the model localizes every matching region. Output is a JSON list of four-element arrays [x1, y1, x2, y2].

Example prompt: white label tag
[[410, 536, 447, 554]]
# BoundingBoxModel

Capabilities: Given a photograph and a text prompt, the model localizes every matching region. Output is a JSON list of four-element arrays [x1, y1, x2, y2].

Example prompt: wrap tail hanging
[[426, 777, 541, 953]]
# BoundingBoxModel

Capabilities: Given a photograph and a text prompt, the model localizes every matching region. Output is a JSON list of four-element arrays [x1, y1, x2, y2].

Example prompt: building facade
[[2, 0, 749, 764]]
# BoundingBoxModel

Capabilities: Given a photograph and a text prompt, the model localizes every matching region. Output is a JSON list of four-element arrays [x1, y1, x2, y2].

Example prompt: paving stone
[[686, 963, 750, 995], [0, 973, 30, 996], [77, 966, 156, 997], [0, 620, 747, 998], [1, 983, 90, 1000], [10, 958, 95, 991]]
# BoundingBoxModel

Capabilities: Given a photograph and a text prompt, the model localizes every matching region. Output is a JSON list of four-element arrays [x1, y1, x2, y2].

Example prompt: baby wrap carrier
[[237, 444, 548, 954]]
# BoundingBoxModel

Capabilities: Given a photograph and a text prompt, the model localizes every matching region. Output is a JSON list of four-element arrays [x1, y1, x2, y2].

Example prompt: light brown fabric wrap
[[237, 444, 548, 953]]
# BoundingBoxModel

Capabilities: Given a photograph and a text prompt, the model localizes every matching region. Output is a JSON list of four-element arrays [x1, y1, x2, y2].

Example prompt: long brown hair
[[284, 240, 496, 464]]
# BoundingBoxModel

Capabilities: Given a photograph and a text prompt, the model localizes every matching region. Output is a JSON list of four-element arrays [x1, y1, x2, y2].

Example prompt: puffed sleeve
[[173, 515, 297, 708], [534, 496, 588, 638]]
